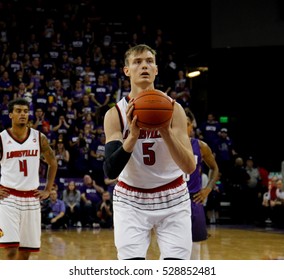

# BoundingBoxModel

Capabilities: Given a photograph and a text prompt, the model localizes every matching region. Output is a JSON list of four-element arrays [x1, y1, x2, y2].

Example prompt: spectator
[[105, 58, 122, 93], [90, 132, 106, 186], [70, 79, 85, 107], [116, 78, 131, 102], [0, 94, 10, 129], [32, 107, 50, 133], [244, 156, 261, 224], [206, 172, 224, 224], [68, 132, 90, 177], [77, 94, 96, 126], [80, 112, 96, 134], [82, 74, 96, 97], [227, 156, 250, 224], [33, 86, 48, 111], [26, 57, 44, 95], [7, 52, 23, 85], [104, 176, 118, 201], [260, 176, 278, 226], [63, 98, 78, 132], [197, 113, 221, 151], [91, 74, 111, 125], [80, 174, 104, 227], [52, 115, 71, 139], [13, 81, 30, 100], [54, 79, 68, 107], [0, 70, 13, 101], [72, 56, 85, 81], [42, 189, 67, 230], [257, 163, 270, 200], [214, 128, 237, 185], [13, 71, 30, 92], [269, 178, 284, 228], [96, 191, 113, 229], [54, 138, 70, 179], [62, 180, 82, 227], [174, 70, 190, 96]]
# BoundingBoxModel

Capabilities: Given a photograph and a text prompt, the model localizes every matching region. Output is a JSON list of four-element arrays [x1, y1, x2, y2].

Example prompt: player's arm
[[0, 137, 9, 199], [200, 140, 219, 189], [0, 137, 2, 163], [193, 140, 220, 204], [103, 106, 129, 179], [35, 133, 58, 200], [103, 103, 139, 179], [159, 102, 196, 174]]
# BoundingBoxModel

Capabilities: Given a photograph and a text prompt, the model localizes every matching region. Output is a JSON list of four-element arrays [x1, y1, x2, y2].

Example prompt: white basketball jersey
[[116, 97, 183, 189], [0, 128, 41, 190]]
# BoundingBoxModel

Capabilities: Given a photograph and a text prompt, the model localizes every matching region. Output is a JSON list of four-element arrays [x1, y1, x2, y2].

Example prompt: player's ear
[[155, 65, 158, 76], [123, 66, 130, 77]]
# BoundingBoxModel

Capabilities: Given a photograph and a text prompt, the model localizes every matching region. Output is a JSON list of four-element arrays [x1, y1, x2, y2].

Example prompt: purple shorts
[[191, 201, 208, 242]]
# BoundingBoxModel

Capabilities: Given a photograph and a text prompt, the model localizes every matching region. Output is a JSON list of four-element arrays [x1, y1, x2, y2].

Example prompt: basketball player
[[185, 110, 219, 260], [0, 98, 58, 260], [103, 44, 196, 260]]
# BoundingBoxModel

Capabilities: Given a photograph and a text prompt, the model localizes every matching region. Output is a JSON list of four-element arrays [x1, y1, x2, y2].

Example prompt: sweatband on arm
[[103, 140, 132, 179]]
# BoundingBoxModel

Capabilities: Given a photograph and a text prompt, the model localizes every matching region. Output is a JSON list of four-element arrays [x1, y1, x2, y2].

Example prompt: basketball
[[132, 90, 173, 129]]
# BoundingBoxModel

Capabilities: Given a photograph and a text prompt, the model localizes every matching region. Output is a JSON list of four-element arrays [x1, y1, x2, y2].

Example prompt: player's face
[[187, 118, 194, 137], [10, 105, 29, 125], [124, 51, 158, 86]]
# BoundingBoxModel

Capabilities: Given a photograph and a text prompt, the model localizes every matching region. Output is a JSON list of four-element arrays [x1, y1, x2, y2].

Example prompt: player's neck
[[9, 125, 29, 140], [129, 86, 155, 98]]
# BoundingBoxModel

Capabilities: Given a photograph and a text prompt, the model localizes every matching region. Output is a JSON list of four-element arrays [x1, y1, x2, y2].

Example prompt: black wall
[[207, 46, 284, 171]]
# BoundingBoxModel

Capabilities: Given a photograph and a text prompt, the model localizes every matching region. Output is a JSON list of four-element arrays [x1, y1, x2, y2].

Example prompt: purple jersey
[[185, 138, 208, 242], [185, 138, 202, 194]]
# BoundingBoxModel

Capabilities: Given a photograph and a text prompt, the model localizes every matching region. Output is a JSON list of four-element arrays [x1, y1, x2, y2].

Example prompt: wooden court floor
[[2, 225, 283, 260]]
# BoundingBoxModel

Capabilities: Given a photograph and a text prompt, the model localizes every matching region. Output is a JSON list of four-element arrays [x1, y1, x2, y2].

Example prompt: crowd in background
[[0, 0, 283, 229]]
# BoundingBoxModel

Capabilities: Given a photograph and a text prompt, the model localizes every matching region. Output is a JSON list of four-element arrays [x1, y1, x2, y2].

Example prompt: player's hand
[[34, 189, 50, 200], [157, 101, 174, 134], [193, 188, 211, 204], [127, 99, 140, 137], [157, 123, 171, 133], [0, 188, 10, 200]]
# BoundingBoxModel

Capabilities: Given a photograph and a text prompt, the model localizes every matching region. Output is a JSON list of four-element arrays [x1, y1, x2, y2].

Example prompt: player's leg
[[157, 201, 192, 260], [3, 247, 18, 260], [113, 201, 151, 259], [191, 242, 201, 260], [17, 250, 31, 260], [190, 201, 208, 259], [0, 196, 20, 259], [18, 197, 41, 259]]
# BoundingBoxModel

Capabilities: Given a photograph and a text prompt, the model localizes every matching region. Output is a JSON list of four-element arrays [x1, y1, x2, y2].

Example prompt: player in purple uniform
[[185, 110, 219, 259]]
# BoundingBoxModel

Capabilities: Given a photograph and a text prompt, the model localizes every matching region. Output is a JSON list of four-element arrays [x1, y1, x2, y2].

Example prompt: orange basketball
[[132, 90, 173, 129]]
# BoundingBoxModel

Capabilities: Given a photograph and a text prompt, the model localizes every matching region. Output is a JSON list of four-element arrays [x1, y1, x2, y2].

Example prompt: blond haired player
[[0, 98, 57, 260], [103, 44, 196, 259]]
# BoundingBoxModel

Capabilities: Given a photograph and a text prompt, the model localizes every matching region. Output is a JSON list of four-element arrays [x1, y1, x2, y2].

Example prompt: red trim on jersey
[[0, 186, 36, 197], [117, 176, 184, 193], [115, 104, 124, 133], [39, 130, 42, 154], [6, 127, 31, 144]]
